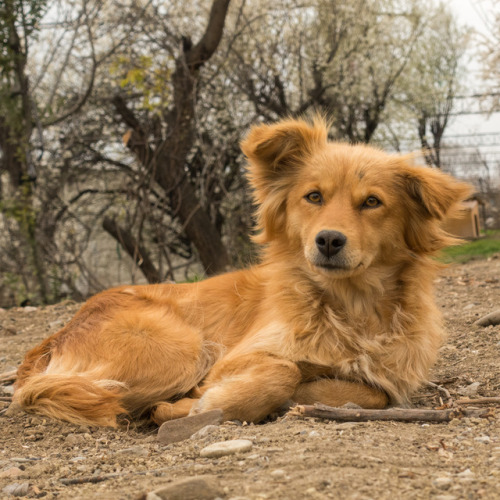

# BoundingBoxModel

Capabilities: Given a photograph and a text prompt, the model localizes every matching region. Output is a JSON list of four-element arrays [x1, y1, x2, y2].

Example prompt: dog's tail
[[10, 373, 126, 427]]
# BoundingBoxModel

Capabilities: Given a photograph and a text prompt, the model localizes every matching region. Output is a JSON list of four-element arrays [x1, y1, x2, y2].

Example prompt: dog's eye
[[362, 196, 381, 209], [305, 191, 323, 205]]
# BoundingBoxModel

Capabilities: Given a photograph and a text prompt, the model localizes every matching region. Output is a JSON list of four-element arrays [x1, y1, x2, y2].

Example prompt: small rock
[[342, 402, 362, 409], [22, 306, 37, 312], [433, 477, 452, 490], [434, 496, 457, 500], [147, 476, 222, 500], [2, 482, 30, 497], [457, 382, 480, 396], [270, 469, 286, 478], [64, 433, 82, 446], [200, 439, 253, 458], [474, 436, 491, 444], [474, 309, 500, 326], [456, 468, 475, 479], [116, 445, 148, 457], [190, 424, 219, 440], [0, 468, 23, 479], [309, 430, 321, 437], [158, 409, 223, 445]]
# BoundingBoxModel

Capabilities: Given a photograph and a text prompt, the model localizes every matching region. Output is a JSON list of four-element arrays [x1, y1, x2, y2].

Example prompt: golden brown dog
[[12, 118, 471, 427]]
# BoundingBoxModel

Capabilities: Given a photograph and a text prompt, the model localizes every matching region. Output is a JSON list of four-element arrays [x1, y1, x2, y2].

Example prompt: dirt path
[[1, 256, 499, 500]]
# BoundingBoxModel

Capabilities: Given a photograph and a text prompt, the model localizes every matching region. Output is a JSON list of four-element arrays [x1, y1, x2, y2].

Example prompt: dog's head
[[242, 118, 472, 278]]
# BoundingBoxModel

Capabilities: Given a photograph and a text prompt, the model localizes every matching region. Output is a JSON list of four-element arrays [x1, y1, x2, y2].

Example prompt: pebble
[[433, 477, 452, 490], [200, 439, 253, 458], [434, 496, 457, 500], [270, 469, 286, 478], [0, 467, 23, 479], [116, 445, 149, 457], [146, 476, 222, 500], [2, 482, 30, 497], [474, 436, 491, 444], [190, 424, 219, 440], [158, 409, 223, 445], [64, 433, 82, 446], [474, 309, 500, 326], [457, 382, 480, 396]]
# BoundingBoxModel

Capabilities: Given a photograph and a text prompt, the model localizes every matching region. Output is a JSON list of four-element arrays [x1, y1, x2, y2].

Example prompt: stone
[[190, 424, 219, 440], [475, 309, 500, 326], [200, 439, 253, 458], [433, 477, 452, 490], [158, 409, 223, 445], [2, 482, 30, 497], [0, 468, 23, 479], [474, 436, 491, 444], [270, 469, 286, 478], [64, 433, 82, 446], [116, 445, 149, 457], [147, 476, 222, 500], [457, 382, 480, 396]]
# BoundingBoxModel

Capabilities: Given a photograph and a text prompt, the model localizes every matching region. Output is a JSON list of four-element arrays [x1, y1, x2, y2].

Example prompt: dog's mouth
[[316, 261, 364, 271], [311, 256, 365, 275]]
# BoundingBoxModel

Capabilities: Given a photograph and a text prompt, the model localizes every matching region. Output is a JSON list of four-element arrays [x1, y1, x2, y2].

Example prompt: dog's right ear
[[241, 118, 328, 244], [241, 117, 328, 189]]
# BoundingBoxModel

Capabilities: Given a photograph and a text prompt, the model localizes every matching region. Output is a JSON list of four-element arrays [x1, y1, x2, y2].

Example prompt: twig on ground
[[0, 396, 13, 402], [60, 467, 176, 485], [289, 403, 495, 423], [455, 397, 500, 406], [427, 381, 452, 402]]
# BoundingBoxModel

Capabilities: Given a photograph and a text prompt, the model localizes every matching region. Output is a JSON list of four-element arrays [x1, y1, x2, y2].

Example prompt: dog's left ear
[[241, 118, 328, 243], [397, 164, 473, 253]]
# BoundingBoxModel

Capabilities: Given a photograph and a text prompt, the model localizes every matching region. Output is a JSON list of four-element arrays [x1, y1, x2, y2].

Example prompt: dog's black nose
[[315, 230, 347, 258]]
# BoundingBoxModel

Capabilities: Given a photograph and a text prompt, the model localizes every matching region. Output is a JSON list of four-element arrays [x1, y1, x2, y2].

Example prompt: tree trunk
[[112, 0, 231, 276]]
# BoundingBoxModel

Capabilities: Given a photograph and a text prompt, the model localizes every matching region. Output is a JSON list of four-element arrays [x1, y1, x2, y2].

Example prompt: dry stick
[[290, 403, 495, 423], [427, 381, 452, 401], [455, 397, 500, 406], [60, 467, 178, 486], [0, 396, 13, 402]]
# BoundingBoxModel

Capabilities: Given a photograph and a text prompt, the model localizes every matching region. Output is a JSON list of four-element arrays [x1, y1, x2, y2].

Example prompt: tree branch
[[187, 0, 231, 70], [289, 403, 495, 423], [102, 216, 161, 283]]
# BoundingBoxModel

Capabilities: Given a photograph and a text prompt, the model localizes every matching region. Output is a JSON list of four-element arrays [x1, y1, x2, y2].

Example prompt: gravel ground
[[1, 255, 499, 500]]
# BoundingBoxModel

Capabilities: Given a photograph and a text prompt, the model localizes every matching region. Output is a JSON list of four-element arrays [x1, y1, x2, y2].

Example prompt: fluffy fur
[[12, 118, 472, 427]]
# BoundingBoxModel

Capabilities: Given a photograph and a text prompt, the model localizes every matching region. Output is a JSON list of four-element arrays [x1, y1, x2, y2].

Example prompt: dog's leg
[[190, 353, 301, 422], [151, 397, 199, 425], [293, 379, 388, 409]]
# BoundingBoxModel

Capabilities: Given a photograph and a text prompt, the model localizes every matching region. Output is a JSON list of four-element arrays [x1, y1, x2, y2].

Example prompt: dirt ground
[[1, 256, 499, 500]]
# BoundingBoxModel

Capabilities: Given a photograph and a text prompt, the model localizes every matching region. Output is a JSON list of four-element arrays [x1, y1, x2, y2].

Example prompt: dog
[[12, 118, 471, 427]]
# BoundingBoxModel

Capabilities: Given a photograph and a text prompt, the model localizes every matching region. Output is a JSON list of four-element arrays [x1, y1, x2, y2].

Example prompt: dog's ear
[[241, 118, 328, 243], [241, 118, 327, 185], [396, 163, 473, 253]]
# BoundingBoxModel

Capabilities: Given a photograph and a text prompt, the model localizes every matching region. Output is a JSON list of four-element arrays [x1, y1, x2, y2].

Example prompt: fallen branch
[[289, 403, 495, 423], [455, 397, 500, 406], [0, 370, 17, 384], [427, 381, 451, 402], [0, 396, 13, 402], [60, 466, 179, 485]]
